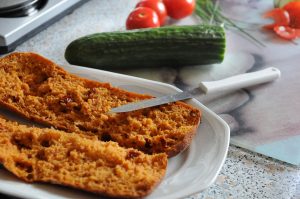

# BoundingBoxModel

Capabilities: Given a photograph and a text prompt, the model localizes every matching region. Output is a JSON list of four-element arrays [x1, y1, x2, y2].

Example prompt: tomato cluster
[[126, 0, 196, 30], [263, 1, 300, 40]]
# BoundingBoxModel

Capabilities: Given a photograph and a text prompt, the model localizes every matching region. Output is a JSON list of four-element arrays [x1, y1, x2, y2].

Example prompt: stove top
[[0, 0, 47, 17], [0, 0, 88, 54]]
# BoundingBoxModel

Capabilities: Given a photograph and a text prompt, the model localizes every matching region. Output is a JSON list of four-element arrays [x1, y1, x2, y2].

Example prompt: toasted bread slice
[[0, 117, 167, 198], [0, 52, 201, 157]]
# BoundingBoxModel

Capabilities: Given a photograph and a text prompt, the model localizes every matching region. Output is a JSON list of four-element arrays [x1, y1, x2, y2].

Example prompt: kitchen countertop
[[2, 0, 300, 198]]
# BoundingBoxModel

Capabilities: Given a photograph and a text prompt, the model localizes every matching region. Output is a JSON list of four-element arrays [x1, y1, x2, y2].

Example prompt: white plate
[[0, 65, 230, 199]]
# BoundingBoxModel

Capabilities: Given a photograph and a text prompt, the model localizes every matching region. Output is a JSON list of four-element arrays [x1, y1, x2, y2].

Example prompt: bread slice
[[0, 52, 201, 157], [0, 117, 167, 198]]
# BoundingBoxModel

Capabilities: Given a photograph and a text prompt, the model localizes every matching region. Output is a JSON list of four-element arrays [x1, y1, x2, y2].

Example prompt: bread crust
[[167, 109, 201, 157], [0, 52, 201, 157]]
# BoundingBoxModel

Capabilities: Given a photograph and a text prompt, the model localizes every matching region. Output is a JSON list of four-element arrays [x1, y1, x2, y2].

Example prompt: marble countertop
[[2, 0, 300, 198]]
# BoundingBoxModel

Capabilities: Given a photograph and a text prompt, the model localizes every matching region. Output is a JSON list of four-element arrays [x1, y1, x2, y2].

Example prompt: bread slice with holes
[[0, 52, 201, 157], [0, 117, 167, 198]]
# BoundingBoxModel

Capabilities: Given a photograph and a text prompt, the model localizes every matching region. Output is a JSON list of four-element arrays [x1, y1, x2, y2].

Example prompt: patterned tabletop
[[0, 0, 299, 198]]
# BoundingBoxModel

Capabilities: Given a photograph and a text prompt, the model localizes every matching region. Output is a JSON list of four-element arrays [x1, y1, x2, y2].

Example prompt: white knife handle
[[198, 67, 281, 94]]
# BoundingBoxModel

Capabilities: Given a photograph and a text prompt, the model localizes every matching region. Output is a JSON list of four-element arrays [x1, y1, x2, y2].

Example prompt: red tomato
[[263, 8, 290, 29], [283, 1, 300, 28], [136, 0, 167, 25], [126, 7, 160, 30], [163, 0, 196, 19], [273, 25, 298, 40]]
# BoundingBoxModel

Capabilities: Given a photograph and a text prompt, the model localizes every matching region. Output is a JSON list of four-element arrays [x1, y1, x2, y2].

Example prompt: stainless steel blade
[[109, 67, 281, 113], [109, 87, 203, 113]]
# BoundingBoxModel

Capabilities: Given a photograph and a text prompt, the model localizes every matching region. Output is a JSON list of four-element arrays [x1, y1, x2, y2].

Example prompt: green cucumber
[[65, 25, 226, 69]]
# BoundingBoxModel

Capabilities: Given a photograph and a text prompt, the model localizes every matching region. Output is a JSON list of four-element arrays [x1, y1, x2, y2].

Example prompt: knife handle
[[198, 67, 281, 94]]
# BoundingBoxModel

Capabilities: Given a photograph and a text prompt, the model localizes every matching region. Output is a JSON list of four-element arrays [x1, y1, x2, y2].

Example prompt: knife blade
[[109, 67, 281, 113]]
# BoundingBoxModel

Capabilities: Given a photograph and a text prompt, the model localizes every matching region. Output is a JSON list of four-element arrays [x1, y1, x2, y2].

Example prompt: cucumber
[[65, 25, 226, 69]]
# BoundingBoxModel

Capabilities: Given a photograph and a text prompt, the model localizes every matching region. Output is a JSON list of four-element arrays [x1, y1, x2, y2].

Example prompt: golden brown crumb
[[0, 117, 167, 198], [0, 52, 201, 157]]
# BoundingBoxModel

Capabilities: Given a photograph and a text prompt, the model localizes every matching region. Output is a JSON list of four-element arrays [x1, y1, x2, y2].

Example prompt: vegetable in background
[[126, 0, 196, 29], [195, 0, 265, 47], [264, 1, 300, 40], [283, 1, 300, 28], [163, 0, 196, 19], [65, 25, 226, 69], [126, 7, 160, 30], [263, 8, 290, 29], [273, 26, 300, 39], [136, 0, 167, 25]]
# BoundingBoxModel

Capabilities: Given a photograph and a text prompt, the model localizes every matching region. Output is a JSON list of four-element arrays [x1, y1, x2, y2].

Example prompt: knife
[[110, 67, 281, 113]]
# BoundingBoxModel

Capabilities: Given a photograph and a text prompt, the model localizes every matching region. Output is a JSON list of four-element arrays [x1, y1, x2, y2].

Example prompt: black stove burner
[[0, 0, 47, 17]]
